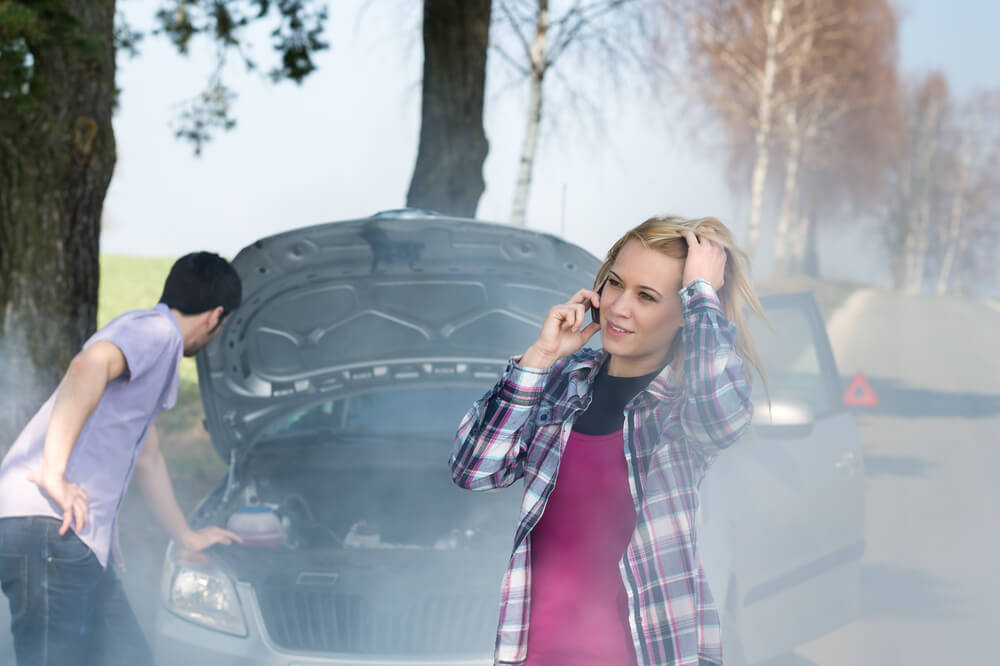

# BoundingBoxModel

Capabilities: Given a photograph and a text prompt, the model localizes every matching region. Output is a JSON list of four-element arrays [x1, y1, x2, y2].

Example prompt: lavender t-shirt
[[0, 304, 183, 568]]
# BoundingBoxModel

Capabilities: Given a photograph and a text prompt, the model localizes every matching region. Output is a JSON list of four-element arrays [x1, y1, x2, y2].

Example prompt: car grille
[[255, 582, 497, 654]]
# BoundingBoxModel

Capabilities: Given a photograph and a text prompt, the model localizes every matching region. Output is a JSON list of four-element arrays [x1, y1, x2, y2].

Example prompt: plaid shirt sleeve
[[677, 278, 754, 461], [449, 357, 551, 491]]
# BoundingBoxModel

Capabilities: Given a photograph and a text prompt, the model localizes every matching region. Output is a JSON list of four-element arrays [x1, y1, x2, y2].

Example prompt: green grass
[[99, 256, 200, 390], [98, 255, 221, 476]]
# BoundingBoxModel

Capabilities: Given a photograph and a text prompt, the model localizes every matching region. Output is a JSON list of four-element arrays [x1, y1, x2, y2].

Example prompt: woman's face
[[600, 238, 685, 377]]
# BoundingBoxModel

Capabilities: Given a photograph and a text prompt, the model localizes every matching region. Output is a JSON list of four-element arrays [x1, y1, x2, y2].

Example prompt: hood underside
[[197, 214, 602, 460]]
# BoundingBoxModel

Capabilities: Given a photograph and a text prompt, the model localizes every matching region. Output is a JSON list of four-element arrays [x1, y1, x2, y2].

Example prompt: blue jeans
[[0, 517, 152, 666]]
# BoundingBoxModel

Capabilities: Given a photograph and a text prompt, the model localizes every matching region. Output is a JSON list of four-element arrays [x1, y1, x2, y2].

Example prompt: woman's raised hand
[[681, 230, 727, 291], [521, 288, 602, 369]]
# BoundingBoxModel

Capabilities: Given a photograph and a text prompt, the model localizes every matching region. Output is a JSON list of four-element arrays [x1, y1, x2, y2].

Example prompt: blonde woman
[[450, 216, 766, 666]]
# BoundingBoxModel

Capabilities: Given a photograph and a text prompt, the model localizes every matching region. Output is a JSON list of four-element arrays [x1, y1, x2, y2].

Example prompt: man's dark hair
[[159, 252, 242, 318]]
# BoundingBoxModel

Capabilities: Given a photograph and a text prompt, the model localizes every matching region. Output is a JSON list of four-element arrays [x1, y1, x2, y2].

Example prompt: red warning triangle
[[843, 372, 879, 407]]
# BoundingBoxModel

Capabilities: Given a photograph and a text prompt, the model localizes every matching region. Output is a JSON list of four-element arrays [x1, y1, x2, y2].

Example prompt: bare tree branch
[[490, 42, 532, 75], [500, 1, 536, 61]]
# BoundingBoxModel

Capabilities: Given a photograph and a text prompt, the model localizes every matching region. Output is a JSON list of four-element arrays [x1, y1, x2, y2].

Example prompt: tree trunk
[[907, 198, 932, 294], [786, 173, 814, 275], [510, 0, 549, 227], [890, 147, 915, 290], [406, 0, 492, 217], [776, 8, 819, 277], [889, 223, 906, 289], [0, 1, 117, 451], [901, 209, 919, 291], [903, 92, 943, 294], [773, 107, 802, 275], [746, 0, 785, 259], [936, 118, 976, 294], [799, 209, 819, 277]]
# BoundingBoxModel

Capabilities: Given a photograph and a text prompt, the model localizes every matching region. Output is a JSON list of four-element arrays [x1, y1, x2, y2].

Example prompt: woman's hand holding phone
[[521, 288, 602, 370]]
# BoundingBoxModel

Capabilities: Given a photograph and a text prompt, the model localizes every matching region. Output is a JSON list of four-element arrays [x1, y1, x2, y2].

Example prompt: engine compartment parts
[[226, 505, 286, 548]]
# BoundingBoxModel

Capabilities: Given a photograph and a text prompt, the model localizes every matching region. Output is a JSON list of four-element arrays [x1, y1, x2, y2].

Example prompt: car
[[699, 289, 865, 665], [153, 210, 864, 665]]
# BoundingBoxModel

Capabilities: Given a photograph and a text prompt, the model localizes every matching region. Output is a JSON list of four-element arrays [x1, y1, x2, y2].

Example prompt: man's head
[[159, 252, 242, 356]]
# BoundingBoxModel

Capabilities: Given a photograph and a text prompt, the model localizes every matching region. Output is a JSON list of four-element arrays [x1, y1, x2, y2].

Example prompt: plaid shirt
[[450, 279, 753, 666]]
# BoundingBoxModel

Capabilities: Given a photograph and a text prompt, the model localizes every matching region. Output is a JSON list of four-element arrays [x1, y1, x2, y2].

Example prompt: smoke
[[737, 285, 1000, 664], [0, 318, 47, 666], [0, 317, 51, 460]]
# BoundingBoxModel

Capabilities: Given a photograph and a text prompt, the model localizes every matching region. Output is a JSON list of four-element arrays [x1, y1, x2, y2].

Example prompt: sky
[[102, 0, 1000, 289]]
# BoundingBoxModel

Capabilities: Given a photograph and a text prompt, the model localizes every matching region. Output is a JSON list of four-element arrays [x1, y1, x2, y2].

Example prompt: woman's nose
[[607, 292, 632, 318]]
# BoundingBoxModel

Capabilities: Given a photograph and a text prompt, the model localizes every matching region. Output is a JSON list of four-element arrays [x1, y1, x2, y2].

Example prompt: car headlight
[[161, 542, 247, 637]]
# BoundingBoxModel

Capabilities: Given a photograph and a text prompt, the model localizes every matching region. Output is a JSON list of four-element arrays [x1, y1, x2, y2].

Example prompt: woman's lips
[[605, 320, 632, 337]]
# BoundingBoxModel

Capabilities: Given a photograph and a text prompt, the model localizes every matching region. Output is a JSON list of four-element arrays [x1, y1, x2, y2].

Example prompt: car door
[[699, 292, 865, 663]]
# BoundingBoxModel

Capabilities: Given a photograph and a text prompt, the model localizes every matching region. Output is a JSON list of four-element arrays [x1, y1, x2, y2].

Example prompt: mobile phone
[[590, 279, 607, 324]]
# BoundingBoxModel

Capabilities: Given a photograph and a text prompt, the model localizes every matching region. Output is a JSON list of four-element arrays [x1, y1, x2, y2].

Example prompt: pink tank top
[[525, 429, 638, 666]]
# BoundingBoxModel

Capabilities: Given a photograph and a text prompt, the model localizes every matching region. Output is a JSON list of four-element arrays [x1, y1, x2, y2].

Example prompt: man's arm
[[27, 340, 128, 535], [134, 424, 242, 551]]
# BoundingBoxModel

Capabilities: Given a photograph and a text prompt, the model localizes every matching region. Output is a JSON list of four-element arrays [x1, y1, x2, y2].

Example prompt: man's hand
[[26, 470, 89, 535], [136, 425, 244, 552], [682, 229, 727, 291], [28, 341, 127, 537], [179, 526, 244, 552]]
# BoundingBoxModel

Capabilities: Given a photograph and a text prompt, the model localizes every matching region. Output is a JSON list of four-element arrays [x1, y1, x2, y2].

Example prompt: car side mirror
[[752, 399, 815, 439]]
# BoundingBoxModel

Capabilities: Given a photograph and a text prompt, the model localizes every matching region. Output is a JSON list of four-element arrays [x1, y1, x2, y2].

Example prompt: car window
[[746, 302, 837, 418]]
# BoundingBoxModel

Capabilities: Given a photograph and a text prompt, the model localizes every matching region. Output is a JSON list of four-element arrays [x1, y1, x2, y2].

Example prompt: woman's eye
[[640, 292, 656, 302], [606, 278, 623, 289]]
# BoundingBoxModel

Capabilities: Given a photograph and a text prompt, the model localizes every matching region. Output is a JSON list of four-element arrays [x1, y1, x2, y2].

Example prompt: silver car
[[153, 211, 864, 665]]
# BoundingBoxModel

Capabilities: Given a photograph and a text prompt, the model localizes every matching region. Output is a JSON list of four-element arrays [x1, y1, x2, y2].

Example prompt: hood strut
[[221, 448, 238, 505]]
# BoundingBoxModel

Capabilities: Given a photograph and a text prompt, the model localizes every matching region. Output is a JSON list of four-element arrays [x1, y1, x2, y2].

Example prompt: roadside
[[755, 273, 862, 321], [795, 282, 1000, 665]]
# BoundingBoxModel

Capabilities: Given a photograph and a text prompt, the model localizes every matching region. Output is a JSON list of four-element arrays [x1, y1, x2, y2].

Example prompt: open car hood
[[197, 213, 602, 461]]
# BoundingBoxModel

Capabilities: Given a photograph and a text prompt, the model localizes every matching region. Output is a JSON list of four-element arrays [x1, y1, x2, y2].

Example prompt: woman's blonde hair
[[595, 216, 768, 394]]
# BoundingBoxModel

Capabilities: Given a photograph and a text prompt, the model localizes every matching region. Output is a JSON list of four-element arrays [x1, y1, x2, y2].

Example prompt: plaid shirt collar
[[566, 348, 683, 406]]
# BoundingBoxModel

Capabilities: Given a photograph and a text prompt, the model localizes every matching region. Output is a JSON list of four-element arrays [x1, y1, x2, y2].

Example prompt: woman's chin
[[602, 340, 643, 365]]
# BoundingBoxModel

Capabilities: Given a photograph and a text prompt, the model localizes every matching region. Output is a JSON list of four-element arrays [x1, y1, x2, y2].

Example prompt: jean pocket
[[47, 531, 97, 567], [0, 553, 29, 622]]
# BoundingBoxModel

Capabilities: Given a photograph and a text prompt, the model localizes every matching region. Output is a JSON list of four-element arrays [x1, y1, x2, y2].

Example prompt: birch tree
[[784, 75, 902, 276], [667, 0, 899, 267], [668, 0, 795, 258], [748, 0, 787, 258], [881, 77, 1000, 295], [902, 78, 949, 293], [882, 73, 950, 291], [772, 0, 899, 274], [494, 0, 648, 226], [934, 92, 1000, 294]]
